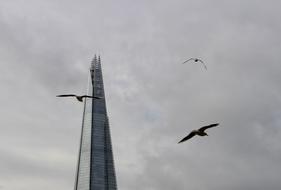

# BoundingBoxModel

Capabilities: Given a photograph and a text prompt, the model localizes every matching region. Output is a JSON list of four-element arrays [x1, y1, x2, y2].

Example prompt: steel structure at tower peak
[[74, 56, 117, 190]]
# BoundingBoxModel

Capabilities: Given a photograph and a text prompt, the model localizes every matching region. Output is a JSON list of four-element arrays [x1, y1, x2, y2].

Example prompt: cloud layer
[[0, 0, 281, 189]]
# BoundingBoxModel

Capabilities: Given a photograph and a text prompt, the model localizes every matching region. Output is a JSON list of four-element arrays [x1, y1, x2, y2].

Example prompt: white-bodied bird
[[178, 123, 219, 143]]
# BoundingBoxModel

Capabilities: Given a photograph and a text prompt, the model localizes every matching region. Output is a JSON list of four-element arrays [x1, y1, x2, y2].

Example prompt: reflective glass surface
[[75, 57, 117, 190]]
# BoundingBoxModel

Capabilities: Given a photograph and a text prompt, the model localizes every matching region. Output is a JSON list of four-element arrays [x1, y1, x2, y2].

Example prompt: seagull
[[178, 123, 219, 143], [56, 94, 102, 102], [182, 58, 207, 70]]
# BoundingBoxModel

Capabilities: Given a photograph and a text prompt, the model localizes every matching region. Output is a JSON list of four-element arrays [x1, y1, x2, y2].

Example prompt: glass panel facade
[[75, 56, 117, 190], [75, 85, 92, 190]]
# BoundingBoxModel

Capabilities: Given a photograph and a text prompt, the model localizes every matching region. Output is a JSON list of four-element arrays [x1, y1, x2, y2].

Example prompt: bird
[[56, 94, 102, 102], [178, 123, 219, 143], [182, 58, 207, 70]]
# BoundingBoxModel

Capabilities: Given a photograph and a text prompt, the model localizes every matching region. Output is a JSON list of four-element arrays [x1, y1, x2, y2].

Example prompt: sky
[[0, 0, 281, 189]]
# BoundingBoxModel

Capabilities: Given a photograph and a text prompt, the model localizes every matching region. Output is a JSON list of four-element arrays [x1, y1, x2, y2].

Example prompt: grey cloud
[[1, 0, 281, 190]]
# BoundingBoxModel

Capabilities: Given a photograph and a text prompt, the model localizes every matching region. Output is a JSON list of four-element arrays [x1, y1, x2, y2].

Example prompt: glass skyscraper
[[74, 56, 117, 190]]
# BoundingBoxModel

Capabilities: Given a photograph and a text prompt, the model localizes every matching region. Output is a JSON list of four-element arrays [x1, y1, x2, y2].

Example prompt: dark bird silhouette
[[178, 123, 219, 143], [182, 58, 207, 70], [56, 94, 102, 102]]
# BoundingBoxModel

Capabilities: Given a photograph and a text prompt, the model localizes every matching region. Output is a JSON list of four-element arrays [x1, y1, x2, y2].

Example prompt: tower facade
[[74, 56, 117, 190]]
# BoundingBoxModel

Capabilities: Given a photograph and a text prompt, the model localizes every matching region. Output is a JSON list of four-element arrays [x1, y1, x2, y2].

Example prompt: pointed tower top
[[91, 55, 102, 71], [91, 55, 98, 70]]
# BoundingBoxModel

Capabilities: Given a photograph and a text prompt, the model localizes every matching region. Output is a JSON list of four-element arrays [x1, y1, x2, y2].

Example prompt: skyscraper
[[74, 56, 117, 190]]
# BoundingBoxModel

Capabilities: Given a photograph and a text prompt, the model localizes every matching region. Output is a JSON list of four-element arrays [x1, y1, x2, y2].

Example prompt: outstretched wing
[[93, 96, 103, 99], [56, 94, 76, 97], [198, 123, 219, 132], [199, 61, 207, 70], [196, 59, 207, 70], [81, 95, 93, 98], [202, 63, 207, 70], [182, 58, 194, 64], [178, 131, 196, 143], [81, 95, 102, 99]]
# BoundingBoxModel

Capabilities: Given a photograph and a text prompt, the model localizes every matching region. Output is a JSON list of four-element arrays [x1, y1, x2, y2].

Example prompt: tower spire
[[91, 55, 97, 69], [75, 56, 117, 190]]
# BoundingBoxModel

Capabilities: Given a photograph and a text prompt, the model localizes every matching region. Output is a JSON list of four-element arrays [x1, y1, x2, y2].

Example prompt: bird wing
[[178, 131, 196, 143], [202, 63, 207, 70], [182, 58, 194, 64], [80, 95, 103, 99], [93, 96, 102, 99], [56, 94, 76, 97], [81, 95, 93, 98], [197, 60, 207, 70], [198, 123, 219, 132]]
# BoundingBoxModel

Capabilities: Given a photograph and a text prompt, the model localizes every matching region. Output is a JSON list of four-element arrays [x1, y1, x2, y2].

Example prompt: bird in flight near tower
[[178, 123, 219, 143], [182, 58, 207, 70], [56, 94, 102, 102]]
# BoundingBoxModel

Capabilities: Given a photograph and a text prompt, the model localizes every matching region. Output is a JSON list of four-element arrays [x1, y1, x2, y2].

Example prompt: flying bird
[[56, 94, 102, 102], [182, 58, 207, 70], [178, 123, 219, 143]]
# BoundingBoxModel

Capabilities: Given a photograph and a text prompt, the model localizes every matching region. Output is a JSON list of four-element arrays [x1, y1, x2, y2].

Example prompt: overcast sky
[[1, 0, 281, 190]]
